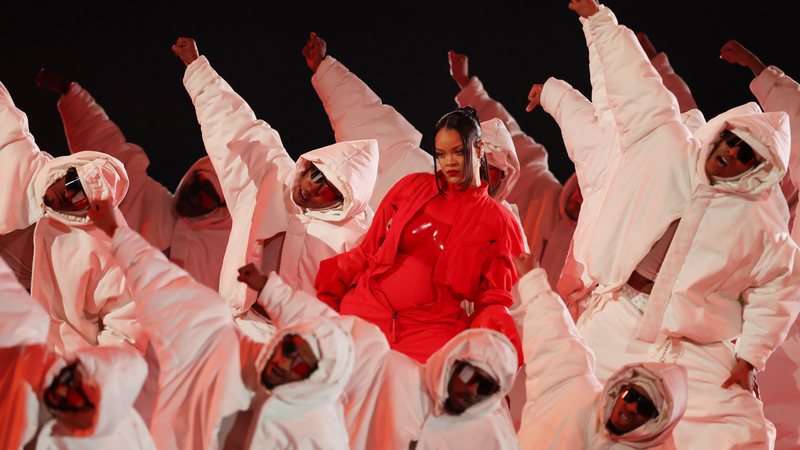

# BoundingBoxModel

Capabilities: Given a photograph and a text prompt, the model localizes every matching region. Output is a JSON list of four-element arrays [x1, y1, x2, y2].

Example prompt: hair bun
[[457, 106, 479, 122]]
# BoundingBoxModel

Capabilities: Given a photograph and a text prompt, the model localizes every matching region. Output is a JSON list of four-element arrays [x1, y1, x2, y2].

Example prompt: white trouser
[[578, 286, 773, 450], [759, 318, 800, 450]]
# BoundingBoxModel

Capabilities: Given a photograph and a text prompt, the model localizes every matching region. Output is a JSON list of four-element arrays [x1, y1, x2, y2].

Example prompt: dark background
[[3, 2, 797, 190]]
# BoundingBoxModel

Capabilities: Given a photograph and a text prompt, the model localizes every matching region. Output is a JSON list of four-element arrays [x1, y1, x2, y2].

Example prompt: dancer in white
[[172, 37, 378, 339], [524, 1, 800, 448], [0, 80, 144, 355], [90, 200, 355, 450], [513, 252, 687, 449], [721, 38, 800, 450], [35, 69, 232, 291]]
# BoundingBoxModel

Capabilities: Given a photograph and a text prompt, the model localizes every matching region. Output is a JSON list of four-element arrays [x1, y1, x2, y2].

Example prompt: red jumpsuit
[[316, 173, 524, 363]]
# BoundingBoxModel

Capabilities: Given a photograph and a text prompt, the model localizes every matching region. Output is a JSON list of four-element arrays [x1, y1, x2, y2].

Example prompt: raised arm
[[98, 202, 237, 362], [720, 40, 766, 78], [306, 33, 431, 209], [237, 262, 338, 327], [254, 270, 338, 328], [174, 37, 295, 213], [450, 51, 562, 225], [637, 33, 698, 113], [578, 2, 687, 152], [534, 78, 611, 194], [37, 69, 175, 251], [36, 69, 127, 157], [0, 82, 52, 233], [725, 41, 800, 197], [512, 256, 600, 402], [96, 203, 251, 449]]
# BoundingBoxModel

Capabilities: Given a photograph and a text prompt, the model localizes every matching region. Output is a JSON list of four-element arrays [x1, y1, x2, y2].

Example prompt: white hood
[[33, 151, 129, 226], [247, 317, 354, 449], [481, 118, 520, 202], [42, 345, 147, 437], [254, 317, 355, 409], [173, 155, 231, 228], [424, 328, 517, 419], [292, 139, 379, 223], [174, 156, 223, 205], [595, 362, 688, 448], [692, 103, 790, 195]]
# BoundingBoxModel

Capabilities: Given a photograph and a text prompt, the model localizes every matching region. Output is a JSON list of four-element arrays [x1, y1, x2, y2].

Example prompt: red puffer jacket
[[316, 172, 524, 364]]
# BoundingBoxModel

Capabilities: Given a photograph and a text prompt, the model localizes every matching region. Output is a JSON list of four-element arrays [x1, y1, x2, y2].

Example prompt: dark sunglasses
[[64, 167, 89, 209], [44, 364, 95, 413], [64, 167, 84, 194], [620, 385, 658, 418], [307, 166, 343, 203], [455, 362, 499, 396], [722, 132, 757, 164], [280, 338, 316, 379]]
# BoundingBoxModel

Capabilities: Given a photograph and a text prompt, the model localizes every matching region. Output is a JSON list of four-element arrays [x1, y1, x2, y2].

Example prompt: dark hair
[[433, 106, 489, 193]]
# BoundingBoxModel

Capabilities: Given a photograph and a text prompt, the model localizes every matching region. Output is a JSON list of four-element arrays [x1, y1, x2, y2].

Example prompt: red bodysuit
[[316, 173, 524, 363]]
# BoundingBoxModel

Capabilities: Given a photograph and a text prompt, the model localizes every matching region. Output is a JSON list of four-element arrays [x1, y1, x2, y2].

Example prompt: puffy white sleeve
[[750, 66, 800, 197], [0, 82, 51, 233], [514, 268, 600, 402], [735, 234, 800, 371], [312, 56, 432, 209], [112, 225, 252, 450], [256, 271, 338, 328], [57, 83, 175, 250], [583, 6, 686, 153], [183, 56, 295, 214]]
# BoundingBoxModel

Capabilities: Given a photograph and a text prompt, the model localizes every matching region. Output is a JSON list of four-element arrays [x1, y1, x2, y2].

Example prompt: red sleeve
[[469, 252, 523, 366], [314, 174, 417, 307], [469, 213, 525, 366], [314, 247, 370, 311], [470, 305, 522, 367]]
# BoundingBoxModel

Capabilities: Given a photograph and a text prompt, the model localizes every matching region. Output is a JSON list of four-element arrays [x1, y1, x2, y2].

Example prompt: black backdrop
[[3, 2, 797, 190]]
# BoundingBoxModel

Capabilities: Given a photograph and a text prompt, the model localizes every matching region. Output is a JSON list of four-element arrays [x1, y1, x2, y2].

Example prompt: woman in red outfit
[[316, 107, 525, 364]]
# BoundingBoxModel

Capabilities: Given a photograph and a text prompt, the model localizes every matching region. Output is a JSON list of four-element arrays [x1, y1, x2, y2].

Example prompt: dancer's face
[[260, 334, 318, 389], [444, 361, 499, 415], [175, 171, 222, 217], [292, 164, 343, 210], [607, 384, 658, 434], [43, 167, 90, 216], [705, 131, 760, 181]]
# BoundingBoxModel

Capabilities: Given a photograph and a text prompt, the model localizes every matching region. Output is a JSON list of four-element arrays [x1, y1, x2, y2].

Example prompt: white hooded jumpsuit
[[453, 49, 697, 293], [0, 81, 145, 355], [55, 83, 232, 291], [182, 55, 378, 336], [453, 36, 699, 431], [515, 268, 688, 449], [748, 65, 800, 450], [550, 6, 800, 449], [111, 225, 354, 449], [35, 345, 155, 450]]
